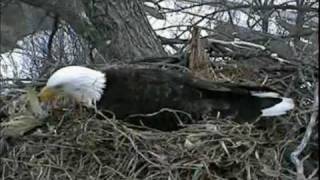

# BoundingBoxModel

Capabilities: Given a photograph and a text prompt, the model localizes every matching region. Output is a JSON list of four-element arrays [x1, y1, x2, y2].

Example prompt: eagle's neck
[[46, 66, 107, 107], [69, 72, 106, 107]]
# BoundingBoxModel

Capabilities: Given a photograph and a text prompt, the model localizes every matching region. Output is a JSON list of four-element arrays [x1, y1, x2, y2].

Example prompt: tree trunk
[[82, 0, 166, 63]]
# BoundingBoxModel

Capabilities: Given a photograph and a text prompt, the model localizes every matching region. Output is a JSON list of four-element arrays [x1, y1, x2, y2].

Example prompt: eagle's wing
[[100, 65, 294, 130]]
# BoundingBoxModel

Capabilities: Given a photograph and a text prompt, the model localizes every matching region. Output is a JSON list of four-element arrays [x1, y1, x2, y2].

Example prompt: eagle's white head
[[38, 66, 106, 107]]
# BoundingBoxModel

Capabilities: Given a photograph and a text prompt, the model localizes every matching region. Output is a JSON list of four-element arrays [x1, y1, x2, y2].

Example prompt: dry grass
[[0, 109, 317, 179]]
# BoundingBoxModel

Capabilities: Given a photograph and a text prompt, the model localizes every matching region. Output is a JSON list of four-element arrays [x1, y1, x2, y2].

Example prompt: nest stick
[[290, 82, 318, 180]]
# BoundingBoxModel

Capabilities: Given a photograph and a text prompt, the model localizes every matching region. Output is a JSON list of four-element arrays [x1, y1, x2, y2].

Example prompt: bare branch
[[290, 82, 318, 180]]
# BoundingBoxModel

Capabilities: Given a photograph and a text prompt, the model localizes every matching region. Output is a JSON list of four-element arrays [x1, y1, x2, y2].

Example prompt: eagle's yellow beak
[[38, 86, 58, 103]]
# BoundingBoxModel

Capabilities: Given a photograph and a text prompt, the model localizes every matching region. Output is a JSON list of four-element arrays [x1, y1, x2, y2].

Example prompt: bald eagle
[[38, 65, 294, 131]]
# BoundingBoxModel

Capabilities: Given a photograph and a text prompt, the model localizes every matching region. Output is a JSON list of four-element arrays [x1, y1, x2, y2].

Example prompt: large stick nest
[[0, 60, 318, 180]]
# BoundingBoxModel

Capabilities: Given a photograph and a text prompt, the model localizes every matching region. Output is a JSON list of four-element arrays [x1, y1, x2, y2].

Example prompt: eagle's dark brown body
[[97, 65, 283, 131]]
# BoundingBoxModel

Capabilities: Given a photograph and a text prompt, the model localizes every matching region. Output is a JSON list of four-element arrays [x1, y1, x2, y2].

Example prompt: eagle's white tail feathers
[[251, 91, 280, 98], [261, 98, 294, 116], [251, 91, 294, 117]]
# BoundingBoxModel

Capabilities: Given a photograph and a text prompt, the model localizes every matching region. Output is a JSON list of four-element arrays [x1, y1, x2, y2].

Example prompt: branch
[[47, 15, 59, 61], [290, 82, 319, 180]]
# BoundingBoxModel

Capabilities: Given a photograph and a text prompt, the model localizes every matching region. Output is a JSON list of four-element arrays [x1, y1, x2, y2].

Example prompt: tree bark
[[81, 0, 166, 62]]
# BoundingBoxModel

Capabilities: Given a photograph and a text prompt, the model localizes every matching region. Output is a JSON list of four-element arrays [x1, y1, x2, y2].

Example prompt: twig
[[47, 15, 59, 61], [207, 38, 266, 50], [290, 82, 318, 180]]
